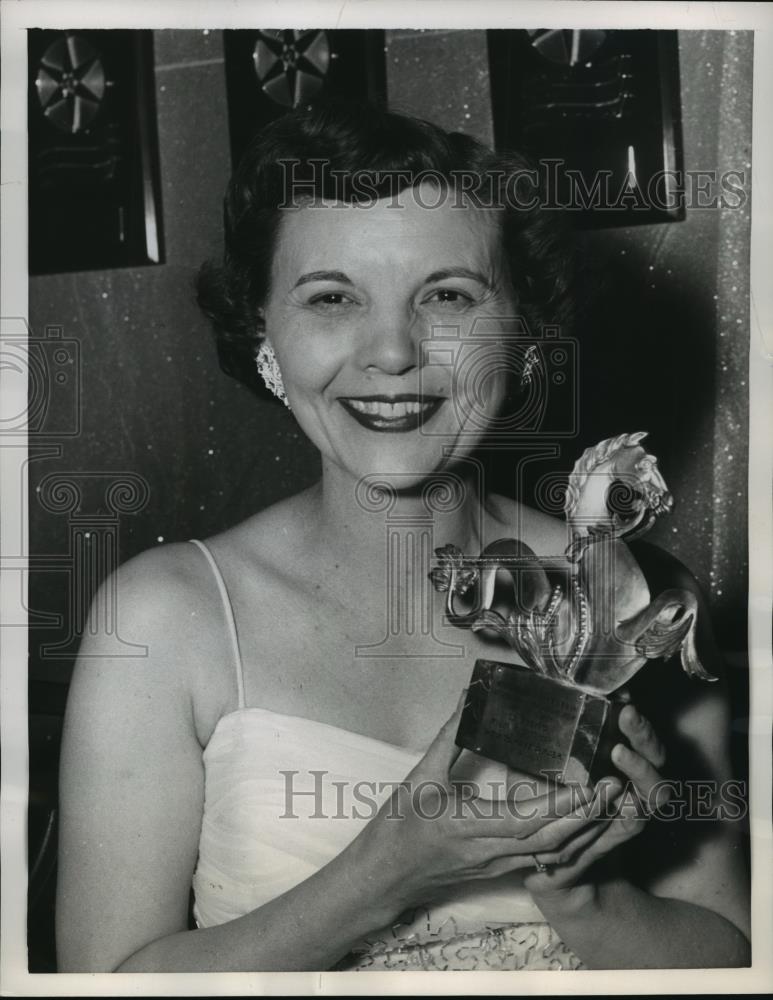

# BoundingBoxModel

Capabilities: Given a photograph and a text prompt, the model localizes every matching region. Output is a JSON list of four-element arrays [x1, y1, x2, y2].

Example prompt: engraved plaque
[[457, 659, 624, 785]]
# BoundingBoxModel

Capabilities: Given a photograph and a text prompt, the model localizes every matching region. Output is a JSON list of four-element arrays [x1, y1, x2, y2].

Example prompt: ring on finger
[[531, 853, 549, 873]]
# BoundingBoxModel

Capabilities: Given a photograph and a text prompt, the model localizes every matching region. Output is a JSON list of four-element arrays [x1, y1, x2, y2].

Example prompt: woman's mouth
[[338, 394, 445, 433]]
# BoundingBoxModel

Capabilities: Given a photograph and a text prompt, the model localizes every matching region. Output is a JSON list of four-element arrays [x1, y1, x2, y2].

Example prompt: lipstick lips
[[338, 394, 445, 433]]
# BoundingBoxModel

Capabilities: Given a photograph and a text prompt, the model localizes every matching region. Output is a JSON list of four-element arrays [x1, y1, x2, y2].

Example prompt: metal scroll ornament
[[430, 432, 715, 785]]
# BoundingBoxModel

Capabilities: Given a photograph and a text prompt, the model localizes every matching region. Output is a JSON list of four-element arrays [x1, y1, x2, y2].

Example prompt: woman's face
[[263, 183, 519, 487]]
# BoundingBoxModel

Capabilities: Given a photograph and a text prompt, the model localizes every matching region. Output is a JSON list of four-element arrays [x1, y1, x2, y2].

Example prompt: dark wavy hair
[[196, 99, 573, 396]]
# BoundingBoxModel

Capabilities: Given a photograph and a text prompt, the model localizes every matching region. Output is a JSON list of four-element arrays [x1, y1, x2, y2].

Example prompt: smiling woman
[[55, 100, 750, 973], [260, 184, 519, 480]]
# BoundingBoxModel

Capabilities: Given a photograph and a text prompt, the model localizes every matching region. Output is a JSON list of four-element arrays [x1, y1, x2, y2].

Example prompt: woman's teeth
[[345, 399, 434, 417]]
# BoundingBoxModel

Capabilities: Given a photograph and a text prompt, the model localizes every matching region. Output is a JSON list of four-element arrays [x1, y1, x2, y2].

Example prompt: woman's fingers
[[411, 689, 467, 779], [611, 743, 671, 814], [518, 779, 621, 852], [532, 813, 612, 867], [459, 777, 619, 848], [466, 783, 620, 878], [568, 804, 646, 863], [455, 781, 586, 840], [521, 798, 649, 890], [609, 705, 671, 814], [401, 698, 667, 890], [618, 704, 666, 769]]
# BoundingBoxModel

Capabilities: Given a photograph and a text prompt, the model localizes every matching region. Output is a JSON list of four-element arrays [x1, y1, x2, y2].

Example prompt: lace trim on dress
[[333, 921, 584, 971]]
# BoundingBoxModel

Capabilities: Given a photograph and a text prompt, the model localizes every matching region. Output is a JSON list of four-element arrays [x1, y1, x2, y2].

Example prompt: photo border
[[2, 1, 771, 995]]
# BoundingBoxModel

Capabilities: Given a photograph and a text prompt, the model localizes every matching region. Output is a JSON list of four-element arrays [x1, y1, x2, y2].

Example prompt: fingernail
[[612, 743, 627, 764]]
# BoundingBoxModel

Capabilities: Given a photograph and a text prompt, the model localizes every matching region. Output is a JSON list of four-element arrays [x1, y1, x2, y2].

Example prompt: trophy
[[430, 432, 715, 785]]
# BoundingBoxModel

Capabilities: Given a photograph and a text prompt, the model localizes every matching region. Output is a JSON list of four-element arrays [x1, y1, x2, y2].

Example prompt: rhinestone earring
[[520, 344, 540, 388], [255, 340, 290, 408]]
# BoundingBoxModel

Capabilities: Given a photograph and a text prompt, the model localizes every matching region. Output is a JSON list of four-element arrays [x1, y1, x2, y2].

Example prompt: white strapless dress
[[191, 706, 583, 971]]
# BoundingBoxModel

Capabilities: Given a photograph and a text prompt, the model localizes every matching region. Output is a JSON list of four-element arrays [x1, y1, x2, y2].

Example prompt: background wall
[[27, 28, 752, 970], [28, 30, 319, 692], [386, 28, 752, 653], [28, 29, 752, 691], [382, 29, 752, 793]]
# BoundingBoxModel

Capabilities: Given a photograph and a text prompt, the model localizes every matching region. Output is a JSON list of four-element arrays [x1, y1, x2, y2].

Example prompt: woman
[[56, 101, 750, 972]]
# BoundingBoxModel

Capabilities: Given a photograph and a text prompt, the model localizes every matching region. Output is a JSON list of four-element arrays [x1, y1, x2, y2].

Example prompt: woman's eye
[[308, 291, 355, 308], [424, 288, 475, 309]]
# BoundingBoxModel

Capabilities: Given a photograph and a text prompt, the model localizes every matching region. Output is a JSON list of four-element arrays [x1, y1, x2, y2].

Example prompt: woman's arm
[[56, 549, 398, 972], [528, 873, 750, 969], [57, 550, 205, 970], [57, 546, 607, 972]]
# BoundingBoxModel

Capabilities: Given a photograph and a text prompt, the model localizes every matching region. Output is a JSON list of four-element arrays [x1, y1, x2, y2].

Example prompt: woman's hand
[[522, 703, 671, 899], [347, 691, 614, 923]]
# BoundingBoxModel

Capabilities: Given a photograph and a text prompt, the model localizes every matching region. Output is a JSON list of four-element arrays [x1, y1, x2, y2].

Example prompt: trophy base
[[457, 659, 624, 786]]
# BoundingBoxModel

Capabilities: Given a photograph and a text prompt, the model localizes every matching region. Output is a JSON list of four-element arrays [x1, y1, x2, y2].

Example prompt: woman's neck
[[308, 460, 483, 574]]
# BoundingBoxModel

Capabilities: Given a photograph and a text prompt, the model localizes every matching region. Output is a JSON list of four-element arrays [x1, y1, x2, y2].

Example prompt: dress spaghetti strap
[[189, 539, 246, 710]]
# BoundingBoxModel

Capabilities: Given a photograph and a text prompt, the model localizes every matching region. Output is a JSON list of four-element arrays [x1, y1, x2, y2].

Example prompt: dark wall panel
[[28, 29, 319, 687]]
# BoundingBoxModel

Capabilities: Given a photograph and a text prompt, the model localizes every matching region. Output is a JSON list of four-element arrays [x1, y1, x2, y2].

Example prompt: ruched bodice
[[191, 705, 423, 928], [188, 539, 583, 971]]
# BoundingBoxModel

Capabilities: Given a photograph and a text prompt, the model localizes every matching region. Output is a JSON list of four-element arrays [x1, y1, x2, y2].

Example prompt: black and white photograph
[[2, 1, 772, 994]]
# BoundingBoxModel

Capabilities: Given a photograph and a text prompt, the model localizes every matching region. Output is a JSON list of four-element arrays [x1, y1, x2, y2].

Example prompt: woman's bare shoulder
[[113, 538, 211, 596], [74, 539, 257, 743], [103, 489, 317, 657], [113, 484, 317, 607], [101, 540, 229, 646], [200, 486, 321, 580]]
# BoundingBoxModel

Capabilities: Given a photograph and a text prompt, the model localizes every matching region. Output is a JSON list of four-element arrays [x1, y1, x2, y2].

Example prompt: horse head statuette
[[430, 432, 715, 697]]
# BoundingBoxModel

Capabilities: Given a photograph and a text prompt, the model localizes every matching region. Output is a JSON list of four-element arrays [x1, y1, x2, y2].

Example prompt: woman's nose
[[360, 307, 419, 375]]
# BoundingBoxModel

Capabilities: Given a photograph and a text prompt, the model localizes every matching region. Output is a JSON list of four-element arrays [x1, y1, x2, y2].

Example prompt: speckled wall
[[574, 31, 752, 655], [28, 28, 751, 689], [28, 30, 319, 684], [386, 28, 752, 652]]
